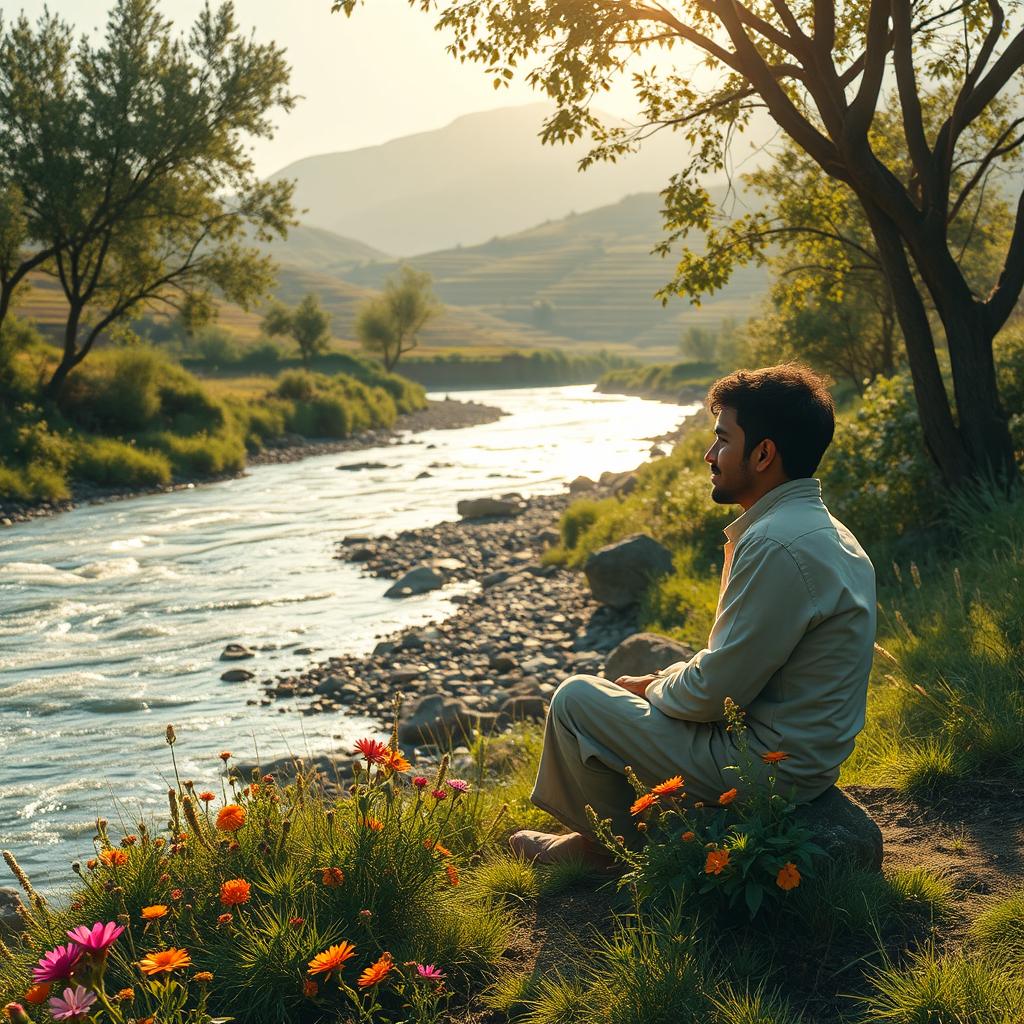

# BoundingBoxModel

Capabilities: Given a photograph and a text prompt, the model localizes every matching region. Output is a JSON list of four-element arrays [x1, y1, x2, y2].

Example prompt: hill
[[253, 223, 391, 275], [343, 191, 769, 347]]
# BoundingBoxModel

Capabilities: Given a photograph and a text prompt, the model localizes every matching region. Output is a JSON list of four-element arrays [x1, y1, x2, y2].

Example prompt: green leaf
[[744, 881, 764, 918]]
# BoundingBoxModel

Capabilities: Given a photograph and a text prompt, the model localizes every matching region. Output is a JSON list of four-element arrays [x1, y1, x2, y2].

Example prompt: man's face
[[704, 406, 755, 505]]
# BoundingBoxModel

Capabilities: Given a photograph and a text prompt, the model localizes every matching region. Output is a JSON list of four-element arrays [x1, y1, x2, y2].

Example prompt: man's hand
[[613, 674, 658, 698]]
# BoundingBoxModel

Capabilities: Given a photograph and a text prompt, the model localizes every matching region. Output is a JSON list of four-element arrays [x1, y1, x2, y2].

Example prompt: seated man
[[511, 364, 876, 864]]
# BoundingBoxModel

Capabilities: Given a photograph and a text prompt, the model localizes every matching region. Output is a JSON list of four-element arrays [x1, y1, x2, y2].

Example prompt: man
[[510, 364, 876, 865]]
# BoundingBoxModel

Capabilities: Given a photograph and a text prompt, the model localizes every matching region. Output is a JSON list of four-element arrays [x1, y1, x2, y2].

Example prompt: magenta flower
[[446, 779, 470, 796], [66, 920, 125, 955], [48, 985, 97, 1021], [33, 944, 84, 983], [416, 963, 445, 980]]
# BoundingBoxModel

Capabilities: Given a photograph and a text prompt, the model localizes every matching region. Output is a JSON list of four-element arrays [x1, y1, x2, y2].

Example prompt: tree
[[261, 294, 332, 368], [337, 0, 1024, 487], [0, 0, 296, 398], [355, 266, 438, 372]]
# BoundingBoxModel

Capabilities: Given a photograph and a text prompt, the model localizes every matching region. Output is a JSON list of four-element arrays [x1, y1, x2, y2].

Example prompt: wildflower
[[66, 921, 124, 955], [636, 822, 648, 832], [424, 839, 452, 857], [153, 839, 165, 849], [761, 752, 789, 764], [354, 738, 389, 764], [47, 985, 96, 1022], [138, 948, 192, 975], [114, 989, 134, 1002], [776, 862, 801, 891], [307, 941, 356, 977], [630, 793, 658, 816], [198, 792, 215, 803], [33, 944, 84, 983], [705, 849, 731, 875], [141, 905, 168, 920], [358, 953, 393, 988], [383, 749, 411, 773], [361, 817, 384, 832], [718, 788, 738, 806], [446, 779, 470, 796], [445, 864, 460, 887], [86, 859, 98, 871], [217, 913, 233, 926], [165, 725, 176, 746], [219, 879, 251, 906], [23, 984, 49, 1005], [412, 776, 429, 788], [216, 804, 246, 831], [680, 831, 696, 843], [321, 867, 344, 888], [416, 964, 445, 980], [651, 776, 685, 797], [4, 1005, 30, 1024], [192, 971, 214, 984], [303, 979, 318, 998], [219, 751, 231, 762], [359, 909, 373, 919], [98, 848, 129, 868], [430, 789, 447, 801], [170, 889, 183, 901], [121, 834, 137, 846]]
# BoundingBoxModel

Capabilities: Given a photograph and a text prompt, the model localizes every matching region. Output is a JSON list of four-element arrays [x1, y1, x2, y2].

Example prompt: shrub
[[73, 437, 172, 488], [147, 431, 247, 477], [970, 889, 1024, 968]]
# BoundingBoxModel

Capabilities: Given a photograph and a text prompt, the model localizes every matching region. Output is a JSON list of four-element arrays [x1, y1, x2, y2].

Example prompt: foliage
[[969, 890, 1024, 969], [403, 348, 632, 389], [356, 266, 439, 372], [261, 295, 332, 369], [0, 0, 296, 396], [73, 437, 172, 488], [597, 361, 719, 402]]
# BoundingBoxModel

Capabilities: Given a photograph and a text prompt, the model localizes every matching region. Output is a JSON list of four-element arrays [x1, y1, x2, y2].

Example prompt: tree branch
[[846, 0, 892, 140], [948, 116, 1024, 222], [985, 188, 1024, 331], [891, 0, 932, 191]]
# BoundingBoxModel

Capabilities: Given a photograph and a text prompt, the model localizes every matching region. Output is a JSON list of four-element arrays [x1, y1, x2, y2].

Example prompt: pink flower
[[48, 985, 96, 1021], [33, 944, 84, 983], [66, 921, 125, 955], [416, 963, 445, 980], [446, 779, 469, 796], [412, 776, 429, 788]]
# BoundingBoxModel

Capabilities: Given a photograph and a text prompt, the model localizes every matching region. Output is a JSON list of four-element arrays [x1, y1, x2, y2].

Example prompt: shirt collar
[[723, 478, 822, 545]]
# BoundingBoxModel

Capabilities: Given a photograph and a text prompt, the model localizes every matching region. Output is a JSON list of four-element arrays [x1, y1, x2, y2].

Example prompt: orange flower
[[138, 948, 192, 975], [198, 791, 215, 803], [99, 848, 129, 867], [308, 941, 356, 977], [24, 983, 50, 1005], [651, 776, 685, 797], [361, 817, 384, 832], [219, 878, 251, 906], [354, 738, 389, 764], [680, 831, 696, 843], [776, 862, 801, 891], [424, 839, 452, 857], [630, 793, 658, 816], [141, 905, 168, 920], [718, 788, 739, 806], [216, 804, 246, 832], [445, 863, 460, 887], [705, 849, 731, 875], [321, 867, 345, 888], [761, 751, 790, 764], [357, 953, 393, 988], [218, 751, 231, 762], [303, 979, 318, 998], [217, 913, 233, 925], [383, 749, 411, 773]]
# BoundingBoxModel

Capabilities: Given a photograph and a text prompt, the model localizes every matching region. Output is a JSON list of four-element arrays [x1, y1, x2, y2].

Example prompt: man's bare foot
[[508, 829, 615, 868]]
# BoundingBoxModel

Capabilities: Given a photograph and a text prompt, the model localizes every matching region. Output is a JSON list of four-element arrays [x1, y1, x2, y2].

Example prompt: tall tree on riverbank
[[262, 294, 333, 368], [337, 0, 1024, 487], [0, 0, 296, 398], [355, 266, 438, 372]]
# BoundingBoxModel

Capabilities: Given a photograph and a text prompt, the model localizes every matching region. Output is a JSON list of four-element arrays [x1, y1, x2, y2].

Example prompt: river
[[0, 384, 694, 888]]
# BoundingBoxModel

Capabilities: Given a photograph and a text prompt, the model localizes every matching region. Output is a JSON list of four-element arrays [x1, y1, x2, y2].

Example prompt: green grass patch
[[970, 890, 1024, 968]]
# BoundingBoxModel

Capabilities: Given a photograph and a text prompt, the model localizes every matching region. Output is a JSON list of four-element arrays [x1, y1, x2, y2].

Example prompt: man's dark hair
[[707, 364, 835, 478]]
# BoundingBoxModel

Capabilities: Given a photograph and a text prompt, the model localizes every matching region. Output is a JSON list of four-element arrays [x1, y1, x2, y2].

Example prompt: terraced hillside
[[344, 191, 769, 347]]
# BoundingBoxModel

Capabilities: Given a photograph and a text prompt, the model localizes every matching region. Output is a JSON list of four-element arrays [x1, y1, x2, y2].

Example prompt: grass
[[970, 890, 1024, 968]]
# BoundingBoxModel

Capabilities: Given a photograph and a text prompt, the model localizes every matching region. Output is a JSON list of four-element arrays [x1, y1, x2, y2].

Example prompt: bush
[[146, 431, 247, 477], [73, 437, 172, 488], [970, 889, 1024, 968]]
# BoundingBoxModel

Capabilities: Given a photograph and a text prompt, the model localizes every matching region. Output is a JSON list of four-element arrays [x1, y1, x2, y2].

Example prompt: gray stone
[[220, 643, 255, 661], [336, 461, 390, 471], [457, 496, 523, 519], [313, 675, 347, 695], [482, 570, 512, 589], [489, 652, 517, 674], [220, 668, 255, 683], [569, 475, 596, 494], [604, 632, 695, 681], [398, 694, 493, 745], [384, 566, 444, 598], [583, 534, 674, 608], [794, 786, 884, 872], [521, 653, 559, 675], [0, 886, 25, 935], [499, 694, 549, 721]]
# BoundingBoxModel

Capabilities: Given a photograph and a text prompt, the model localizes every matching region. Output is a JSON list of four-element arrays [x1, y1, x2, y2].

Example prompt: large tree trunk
[[42, 305, 84, 401]]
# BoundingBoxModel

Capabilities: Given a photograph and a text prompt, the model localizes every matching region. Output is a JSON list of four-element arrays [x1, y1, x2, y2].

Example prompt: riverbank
[[0, 396, 504, 527]]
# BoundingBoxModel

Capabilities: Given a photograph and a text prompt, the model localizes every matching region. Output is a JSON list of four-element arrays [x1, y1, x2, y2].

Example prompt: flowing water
[[0, 384, 695, 888]]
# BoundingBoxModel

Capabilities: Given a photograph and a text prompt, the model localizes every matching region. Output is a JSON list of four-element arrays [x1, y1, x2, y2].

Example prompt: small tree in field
[[262, 294, 333, 368], [355, 266, 438, 372]]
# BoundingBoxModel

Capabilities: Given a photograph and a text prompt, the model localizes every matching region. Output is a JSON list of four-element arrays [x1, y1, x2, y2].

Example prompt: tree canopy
[[337, 0, 1024, 486], [262, 294, 333, 368], [355, 266, 438, 372]]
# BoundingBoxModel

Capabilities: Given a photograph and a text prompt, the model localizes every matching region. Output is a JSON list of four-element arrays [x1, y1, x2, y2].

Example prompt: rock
[[416, 471, 432, 479], [794, 787, 884, 872], [336, 461, 390, 471], [583, 534, 674, 608], [569, 475, 596, 494], [348, 546, 375, 562], [398, 694, 491, 745], [220, 643, 255, 661], [457, 496, 524, 519], [538, 528, 560, 546], [521, 653, 559, 675], [650, 445, 666, 458], [613, 473, 639, 497], [482, 570, 512, 589], [604, 633, 695, 680], [220, 668, 255, 683], [383, 566, 444, 598], [489, 652, 517, 674], [432, 558, 466, 573], [313, 675, 347, 696], [0, 886, 25, 935], [499, 694, 549, 721]]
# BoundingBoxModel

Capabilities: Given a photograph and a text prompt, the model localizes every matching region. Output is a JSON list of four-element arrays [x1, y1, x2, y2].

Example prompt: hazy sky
[[10, 0, 640, 176]]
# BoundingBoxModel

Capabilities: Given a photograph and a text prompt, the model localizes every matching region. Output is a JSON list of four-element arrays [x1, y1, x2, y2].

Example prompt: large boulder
[[794, 786, 884, 872], [583, 534, 674, 609], [398, 694, 497, 745], [605, 632, 695, 680], [383, 566, 444, 598], [0, 886, 25, 935], [457, 496, 523, 519]]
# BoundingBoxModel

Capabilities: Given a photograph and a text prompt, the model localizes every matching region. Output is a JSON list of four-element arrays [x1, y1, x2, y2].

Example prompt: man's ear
[[753, 439, 779, 473]]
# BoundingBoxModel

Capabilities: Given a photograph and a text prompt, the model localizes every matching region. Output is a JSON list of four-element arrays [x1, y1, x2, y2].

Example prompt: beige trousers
[[531, 674, 739, 840]]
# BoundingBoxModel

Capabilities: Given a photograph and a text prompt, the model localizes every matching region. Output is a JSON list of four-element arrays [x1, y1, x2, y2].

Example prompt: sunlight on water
[[0, 385, 695, 887]]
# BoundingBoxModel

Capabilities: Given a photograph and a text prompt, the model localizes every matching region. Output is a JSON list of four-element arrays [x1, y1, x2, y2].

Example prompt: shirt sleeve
[[645, 535, 819, 723]]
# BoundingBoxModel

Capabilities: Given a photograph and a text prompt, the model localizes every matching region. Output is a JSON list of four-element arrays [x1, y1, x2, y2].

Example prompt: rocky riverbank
[[0, 397, 504, 527], [245, 489, 648, 744]]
